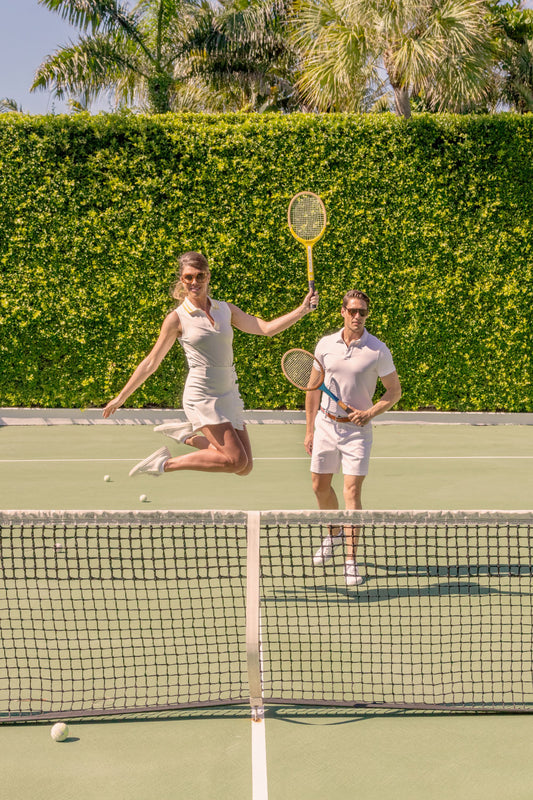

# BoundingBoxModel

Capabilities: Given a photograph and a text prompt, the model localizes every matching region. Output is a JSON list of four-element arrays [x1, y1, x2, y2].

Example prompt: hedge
[[0, 112, 531, 411]]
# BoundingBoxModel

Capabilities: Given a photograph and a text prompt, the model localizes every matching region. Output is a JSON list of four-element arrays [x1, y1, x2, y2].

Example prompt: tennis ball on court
[[139, 494, 148, 502], [103, 474, 111, 482], [50, 722, 69, 742]]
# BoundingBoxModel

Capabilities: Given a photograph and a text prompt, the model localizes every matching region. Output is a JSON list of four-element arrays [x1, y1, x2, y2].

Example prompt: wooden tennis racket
[[288, 192, 326, 310], [281, 348, 353, 413]]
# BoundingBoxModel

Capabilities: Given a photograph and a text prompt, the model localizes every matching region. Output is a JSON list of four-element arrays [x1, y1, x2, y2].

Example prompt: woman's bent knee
[[236, 460, 253, 476], [224, 452, 249, 474]]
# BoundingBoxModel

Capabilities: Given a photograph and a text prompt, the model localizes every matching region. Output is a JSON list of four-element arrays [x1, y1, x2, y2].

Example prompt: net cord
[[0, 509, 533, 527], [2, 510, 532, 526]]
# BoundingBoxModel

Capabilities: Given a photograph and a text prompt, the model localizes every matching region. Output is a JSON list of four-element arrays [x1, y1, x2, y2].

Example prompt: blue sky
[[0, 0, 133, 114], [2, 0, 533, 115], [1, 0, 78, 114]]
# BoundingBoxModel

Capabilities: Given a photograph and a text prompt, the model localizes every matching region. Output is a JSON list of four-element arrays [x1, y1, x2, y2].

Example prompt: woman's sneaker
[[129, 447, 171, 477], [153, 421, 194, 443]]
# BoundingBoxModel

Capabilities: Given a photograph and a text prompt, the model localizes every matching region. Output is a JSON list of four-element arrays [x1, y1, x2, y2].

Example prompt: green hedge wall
[[0, 113, 532, 411]]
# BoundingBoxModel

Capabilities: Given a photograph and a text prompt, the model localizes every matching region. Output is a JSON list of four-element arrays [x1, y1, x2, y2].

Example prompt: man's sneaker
[[344, 561, 363, 587], [129, 446, 171, 477], [153, 421, 194, 443], [313, 532, 344, 565]]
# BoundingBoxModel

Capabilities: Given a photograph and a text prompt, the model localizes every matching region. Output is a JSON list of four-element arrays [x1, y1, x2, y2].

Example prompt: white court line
[[251, 712, 268, 800], [0, 456, 532, 464], [246, 510, 269, 800], [255, 456, 531, 460], [0, 458, 139, 463]]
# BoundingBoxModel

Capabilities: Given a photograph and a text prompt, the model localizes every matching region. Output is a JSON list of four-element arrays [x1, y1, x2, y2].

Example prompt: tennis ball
[[139, 494, 148, 502], [51, 722, 69, 742], [103, 475, 111, 482]]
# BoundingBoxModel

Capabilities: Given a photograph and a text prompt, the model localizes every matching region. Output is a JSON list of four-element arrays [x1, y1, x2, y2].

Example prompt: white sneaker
[[344, 561, 363, 587], [313, 533, 344, 565], [129, 446, 171, 477], [153, 421, 194, 443]]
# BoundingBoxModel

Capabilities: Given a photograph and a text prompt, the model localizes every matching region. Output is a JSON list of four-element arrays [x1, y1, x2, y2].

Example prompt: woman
[[103, 251, 318, 477]]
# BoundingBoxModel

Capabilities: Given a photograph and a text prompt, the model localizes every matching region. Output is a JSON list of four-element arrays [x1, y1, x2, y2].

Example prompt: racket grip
[[308, 280, 317, 310], [337, 400, 354, 413]]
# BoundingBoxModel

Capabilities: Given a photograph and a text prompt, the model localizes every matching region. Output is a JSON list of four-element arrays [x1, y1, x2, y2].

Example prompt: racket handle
[[337, 400, 354, 413], [308, 279, 317, 310], [321, 386, 354, 416]]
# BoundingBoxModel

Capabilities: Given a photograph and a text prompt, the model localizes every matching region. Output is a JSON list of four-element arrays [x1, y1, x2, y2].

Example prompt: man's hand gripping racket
[[288, 192, 326, 310]]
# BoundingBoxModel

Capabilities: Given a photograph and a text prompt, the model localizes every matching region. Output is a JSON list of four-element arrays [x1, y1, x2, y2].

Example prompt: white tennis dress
[[176, 297, 245, 431]]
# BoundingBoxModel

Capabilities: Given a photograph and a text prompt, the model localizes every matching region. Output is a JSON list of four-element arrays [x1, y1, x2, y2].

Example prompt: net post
[[246, 511, 263, 715]]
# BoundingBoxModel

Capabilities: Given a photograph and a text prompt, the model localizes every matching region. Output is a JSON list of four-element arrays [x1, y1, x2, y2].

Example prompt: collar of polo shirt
[[337, 327, 368, 347], [181, 297, 220, 314]]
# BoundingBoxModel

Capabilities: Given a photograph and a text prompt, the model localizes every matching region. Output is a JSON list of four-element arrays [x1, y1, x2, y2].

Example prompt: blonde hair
[[170, 252, 210, 305]]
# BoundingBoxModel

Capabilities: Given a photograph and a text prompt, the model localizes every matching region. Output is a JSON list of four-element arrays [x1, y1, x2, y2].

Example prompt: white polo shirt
[[314, 328, 396, 415], [176, 297, 234, 369]]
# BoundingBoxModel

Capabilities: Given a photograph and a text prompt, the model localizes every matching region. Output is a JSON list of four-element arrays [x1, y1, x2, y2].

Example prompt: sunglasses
[[344, 307, 368, 317], [181, 273, 209, 284]]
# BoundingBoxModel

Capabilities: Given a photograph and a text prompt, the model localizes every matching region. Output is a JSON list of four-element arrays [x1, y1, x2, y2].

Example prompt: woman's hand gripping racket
[[288, 192, 326, 310], [281, 348, 353, 414]]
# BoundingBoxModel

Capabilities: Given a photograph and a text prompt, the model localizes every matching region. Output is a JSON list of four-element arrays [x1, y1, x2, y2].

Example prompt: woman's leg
[[163, 422, 250, 474], [234, 427, 253, 475]]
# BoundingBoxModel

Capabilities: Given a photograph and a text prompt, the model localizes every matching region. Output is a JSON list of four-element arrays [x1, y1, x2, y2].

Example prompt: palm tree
[[32, 0, 301, 113], [0, 98, 25, 113], [32, 0, 221, 113], [186, 0, 303, 111], [291, 0, 497, 117], [489, 0, 533, 112]]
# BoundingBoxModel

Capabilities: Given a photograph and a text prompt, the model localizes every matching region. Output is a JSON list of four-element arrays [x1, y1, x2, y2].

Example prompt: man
[[304, 290, 401, 587]]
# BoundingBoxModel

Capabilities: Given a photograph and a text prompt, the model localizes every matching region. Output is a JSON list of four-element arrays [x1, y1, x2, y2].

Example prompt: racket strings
[[281, 350, 323, 391], [289, 197, 326, 241]]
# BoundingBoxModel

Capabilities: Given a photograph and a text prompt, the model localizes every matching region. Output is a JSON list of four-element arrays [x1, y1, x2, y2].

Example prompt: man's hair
[[342, 289, 370, 311]]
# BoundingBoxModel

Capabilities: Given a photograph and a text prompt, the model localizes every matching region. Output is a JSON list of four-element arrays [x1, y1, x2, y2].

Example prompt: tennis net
[[1, 509, 532, 720]]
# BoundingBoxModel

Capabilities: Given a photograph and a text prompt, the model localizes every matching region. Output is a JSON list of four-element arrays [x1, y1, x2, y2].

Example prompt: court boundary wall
[[1, 408, 533, 426]]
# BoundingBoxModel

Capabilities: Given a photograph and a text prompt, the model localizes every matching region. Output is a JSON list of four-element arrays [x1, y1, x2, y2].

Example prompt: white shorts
[[310, 412, 373, 476]]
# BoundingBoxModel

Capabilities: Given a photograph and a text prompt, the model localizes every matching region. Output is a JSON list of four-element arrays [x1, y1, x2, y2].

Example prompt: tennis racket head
[[288, 192, 327, 246], [281, 348, 324, 391]]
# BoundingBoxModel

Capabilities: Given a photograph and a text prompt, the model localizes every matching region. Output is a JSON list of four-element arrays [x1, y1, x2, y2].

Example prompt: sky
[[2, 0, 533, 115], [0, 0, 133, 115]]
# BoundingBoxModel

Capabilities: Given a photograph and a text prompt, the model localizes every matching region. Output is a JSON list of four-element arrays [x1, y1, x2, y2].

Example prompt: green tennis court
[[1, 417, 533, 800], [1, 420, 532, 510]]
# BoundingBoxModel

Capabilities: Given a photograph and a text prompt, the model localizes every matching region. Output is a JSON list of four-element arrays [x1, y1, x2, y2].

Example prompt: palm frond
[[31, 33, 149, 103], [0, 98, 24, 113], [38, 0, 139, 34]]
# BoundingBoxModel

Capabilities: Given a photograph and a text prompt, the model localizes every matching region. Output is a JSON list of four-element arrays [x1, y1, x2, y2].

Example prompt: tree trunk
[[393, 85, 411, 119], [147, 75, 173, 114], [384, 49, 411, 119]]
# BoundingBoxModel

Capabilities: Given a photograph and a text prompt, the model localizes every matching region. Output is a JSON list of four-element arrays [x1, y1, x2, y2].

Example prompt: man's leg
[[311, 472, 337, 510], [343, 474, 365, 561], [311, 472, 344, 564]]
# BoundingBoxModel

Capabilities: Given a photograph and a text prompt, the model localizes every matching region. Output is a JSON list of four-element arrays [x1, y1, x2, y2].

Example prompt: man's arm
[[304, 388, 321, 455], [348, 371, 402, 427]]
